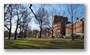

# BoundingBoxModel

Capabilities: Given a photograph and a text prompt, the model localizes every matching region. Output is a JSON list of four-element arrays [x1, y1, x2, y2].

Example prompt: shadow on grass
[[4, 38, 84, 49]]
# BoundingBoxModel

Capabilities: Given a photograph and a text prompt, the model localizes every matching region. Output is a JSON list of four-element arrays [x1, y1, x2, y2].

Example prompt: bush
[[74, 35, 81, 39], [59, 34, 63, 38], [82, 35, 84, 39], [52, 36, 55, 38]]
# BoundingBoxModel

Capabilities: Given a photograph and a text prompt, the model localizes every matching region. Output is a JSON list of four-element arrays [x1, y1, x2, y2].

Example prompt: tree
[[35, 5, 49, 38], [50, 10, 56, 39], [47, 4, 58, 38], [43, 14, 51, 38], [19, 9, 31, 38], [65, 4, 84, 40], [14, 4, 31, 40], [4, 4, 13, 39]]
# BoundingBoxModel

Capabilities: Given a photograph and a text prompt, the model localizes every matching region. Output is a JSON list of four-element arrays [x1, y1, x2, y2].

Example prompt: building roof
[[53, 15, 68, 23]]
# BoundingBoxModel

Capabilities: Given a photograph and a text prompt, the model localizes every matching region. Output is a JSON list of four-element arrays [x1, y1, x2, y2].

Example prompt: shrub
[[52, 36, 55, 38], [81, 35, 84, 39], [59, 34, 63, 38], [74, 35, 81, 39]]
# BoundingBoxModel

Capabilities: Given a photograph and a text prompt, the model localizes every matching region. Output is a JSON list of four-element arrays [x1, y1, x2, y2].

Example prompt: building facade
[[65, 18, 84, 37], [52, 15, 68, 37], [52, 15, 84, 37]]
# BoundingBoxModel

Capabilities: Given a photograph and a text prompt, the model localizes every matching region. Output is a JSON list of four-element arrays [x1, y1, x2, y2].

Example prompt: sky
[[6, 4, 84, 33]]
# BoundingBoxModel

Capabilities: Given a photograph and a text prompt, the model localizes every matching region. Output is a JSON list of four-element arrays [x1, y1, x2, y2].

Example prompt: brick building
[[52, 15, 68, 37], [65, 18, 84, 37], [52, 15, 84, 37]]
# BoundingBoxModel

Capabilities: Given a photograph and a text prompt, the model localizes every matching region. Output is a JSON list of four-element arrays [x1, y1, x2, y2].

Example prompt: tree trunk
[[14, 18, 19, 40], [19, 25, 22, 39], [29, 30, 30, 37], [39, 30, 41, 38], [52, 27, 54, 39], [45, 29, 46, 38], [14, 26, 18, 40], [24, 30, 26, 38], [39, 21, 42, 38], [71, 24, 74, 40], [48, 29, 49, 37], [8, 20, 12, 39], [8, 5, 12, 39], [71, 16, 74, 40], [8, 29, 11, 39]]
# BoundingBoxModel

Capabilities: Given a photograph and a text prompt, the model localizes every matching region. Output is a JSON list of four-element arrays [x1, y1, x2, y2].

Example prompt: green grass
[[4, 38, 84, 49]]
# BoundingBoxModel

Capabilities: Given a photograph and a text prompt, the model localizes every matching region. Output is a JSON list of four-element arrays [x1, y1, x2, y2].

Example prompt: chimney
[[76, 17, 79, 22]]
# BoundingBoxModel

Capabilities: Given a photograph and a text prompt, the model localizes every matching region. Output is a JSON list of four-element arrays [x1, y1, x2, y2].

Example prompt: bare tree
[[43, 13, 51, 38], [50, 10, 56, 39], [4, 4, 13, 39], [14, 4, 31, 40], [65, 4, 84, 40], [23, 15, 31, 38], [35, 5, 49, 38], [46, 4, 59, 38]]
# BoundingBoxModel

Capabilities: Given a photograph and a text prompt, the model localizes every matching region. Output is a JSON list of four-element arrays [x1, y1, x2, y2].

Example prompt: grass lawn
[[4, 38, 84, 49]]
